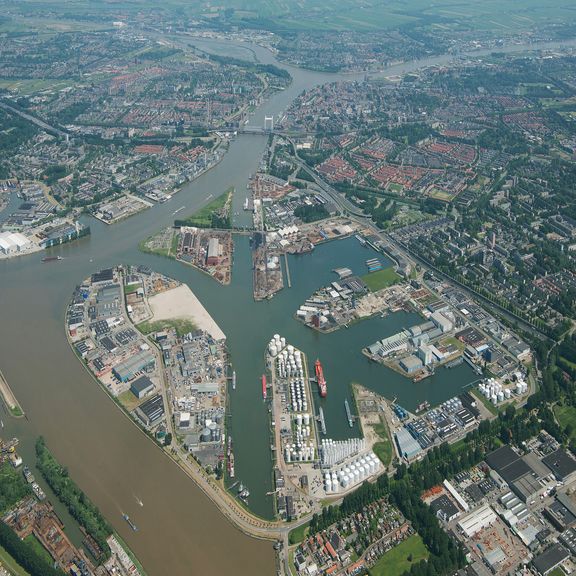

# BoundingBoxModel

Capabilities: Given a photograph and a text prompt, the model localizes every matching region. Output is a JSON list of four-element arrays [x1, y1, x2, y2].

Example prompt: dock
[[0, 369, 24, 417]]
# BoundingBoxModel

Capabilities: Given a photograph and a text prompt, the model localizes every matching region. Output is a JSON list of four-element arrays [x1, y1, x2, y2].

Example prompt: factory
[[130, 375, 155, 399], [457, 503, 497, 538], [394, 427, 423, 462], [206, 237, 220, 266], [485, 445, 553, 503], [112, 350, 155, 382], [135, 394, 165, 427], [0, 231, 30, 255]]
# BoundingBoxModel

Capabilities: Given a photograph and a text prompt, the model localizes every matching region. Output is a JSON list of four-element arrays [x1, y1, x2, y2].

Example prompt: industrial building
[[0, 231, 30, 255], [431, 494, 460, 522], [542, 449, 576, 482], [457, 504, 497, 538], [532, 544, 570, 576], [130, 376, 155, 399], [135, 394, 165, 427], [485, 445, 551, 502], [400, 355, 423, 374], [112, 350, 155, 382], [394, 427, 422, 462], [206, 238, 220, 266], [431, 311, 453, 333]]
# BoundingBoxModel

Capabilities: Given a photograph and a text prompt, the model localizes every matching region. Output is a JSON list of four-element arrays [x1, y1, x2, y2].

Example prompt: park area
[[370, 534, 428, 576]]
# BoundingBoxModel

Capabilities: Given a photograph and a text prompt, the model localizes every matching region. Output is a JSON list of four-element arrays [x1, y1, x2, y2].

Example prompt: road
[[0, 101, 67, 138]]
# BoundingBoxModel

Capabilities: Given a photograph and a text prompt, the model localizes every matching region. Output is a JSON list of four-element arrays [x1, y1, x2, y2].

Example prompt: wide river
[[0, 35, 574, 576]]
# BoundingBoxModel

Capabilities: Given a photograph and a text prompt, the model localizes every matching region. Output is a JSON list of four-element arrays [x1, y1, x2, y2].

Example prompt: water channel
[[0, 34, 574, 576]]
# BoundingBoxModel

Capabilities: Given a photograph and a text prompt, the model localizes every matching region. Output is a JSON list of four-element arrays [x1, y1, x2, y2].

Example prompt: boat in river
[[232, 371, 236, 390], [122, 513, 138, 532], [262, 374, 267, 400], [314, 359, 327, 398], [41, 256, 62, 262], [23, 466, 35, 484]]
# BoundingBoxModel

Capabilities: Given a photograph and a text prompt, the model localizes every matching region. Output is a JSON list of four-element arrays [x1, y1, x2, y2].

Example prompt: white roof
[[7, 232, 30, 247]]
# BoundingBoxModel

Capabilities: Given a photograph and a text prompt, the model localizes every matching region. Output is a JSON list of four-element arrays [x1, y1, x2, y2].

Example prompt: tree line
[[35, 438, 112, 559]]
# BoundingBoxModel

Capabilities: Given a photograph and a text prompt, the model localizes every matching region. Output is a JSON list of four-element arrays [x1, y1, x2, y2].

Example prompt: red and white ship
[[262, 374, 267, 400], [315, 359, 327, 398]]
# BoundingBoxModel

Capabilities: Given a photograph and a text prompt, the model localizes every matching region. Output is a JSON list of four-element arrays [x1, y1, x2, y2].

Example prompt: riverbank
[[0, 369, 24, 417]]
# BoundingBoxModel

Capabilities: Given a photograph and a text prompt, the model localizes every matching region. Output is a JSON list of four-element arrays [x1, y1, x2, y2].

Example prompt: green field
[[370, 535, 429, 576], [361, 267, 401, 292], [0, 545, 30, 576], [23, 535, 53, 567], [288, 521, 310, 545], [372, 421, 393, 466], [6, 0, 574, 34], [176, 187, 232, 229], [137, 318, 197, 337], [554, 404, 576, 442]]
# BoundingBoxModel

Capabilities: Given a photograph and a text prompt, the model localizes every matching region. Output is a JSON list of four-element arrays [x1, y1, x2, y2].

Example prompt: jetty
[[0, 369, 24, 417]]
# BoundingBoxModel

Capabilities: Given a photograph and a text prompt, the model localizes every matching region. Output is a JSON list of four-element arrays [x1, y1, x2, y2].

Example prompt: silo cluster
[[320, 438, 366, 467], [324, 452, 380, 493]]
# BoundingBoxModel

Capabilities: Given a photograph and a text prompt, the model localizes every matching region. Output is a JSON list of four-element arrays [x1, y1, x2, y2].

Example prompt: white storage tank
[[504, 388, 511, 399]]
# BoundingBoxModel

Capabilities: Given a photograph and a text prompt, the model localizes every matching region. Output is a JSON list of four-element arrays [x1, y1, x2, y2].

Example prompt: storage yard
[[176, 226, 233, 285], [267, 334, 383, 522]]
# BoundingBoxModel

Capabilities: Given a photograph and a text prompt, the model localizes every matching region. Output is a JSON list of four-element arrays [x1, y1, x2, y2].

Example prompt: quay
[[0, 368, 24, 417]]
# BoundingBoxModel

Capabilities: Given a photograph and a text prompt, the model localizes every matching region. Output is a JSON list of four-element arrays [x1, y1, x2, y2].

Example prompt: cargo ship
[[314, 359, 327, 398], [262, 374, 267, 400], [122, 513, 138, 532], [232, 371, 236, 390], [41, 256, 62, 262]]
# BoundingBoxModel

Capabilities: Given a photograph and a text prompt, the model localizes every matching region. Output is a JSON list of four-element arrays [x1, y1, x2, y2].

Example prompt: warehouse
[[130, 375, 155, 399], [206, 238, 220, 266], [457, 504, 497, 538], [532, 544, 570, 576], [400, 355, 423, 374], [0, 231, 30, 255], [395, 427, 422, 462], [113, 350, 155, 382], [431, 494, 460, 522], [135, 394, 165, 427], [542, 449, 576, 482]]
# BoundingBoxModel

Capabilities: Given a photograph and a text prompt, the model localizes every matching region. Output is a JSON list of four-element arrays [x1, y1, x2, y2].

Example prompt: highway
[[0, 101, 68, 138]]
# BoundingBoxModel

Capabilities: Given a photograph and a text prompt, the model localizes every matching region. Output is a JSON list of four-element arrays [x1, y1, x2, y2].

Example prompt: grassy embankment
[[288, 521, 310, 545], [175, 186, 233, 229]]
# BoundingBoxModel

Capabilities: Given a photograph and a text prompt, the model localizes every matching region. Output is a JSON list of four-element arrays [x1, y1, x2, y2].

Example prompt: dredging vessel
[[314, 359, 327, 398]]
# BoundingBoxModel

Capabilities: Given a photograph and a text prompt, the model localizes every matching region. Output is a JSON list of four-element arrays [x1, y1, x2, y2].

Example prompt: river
[[0, 33, 574, 576]]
